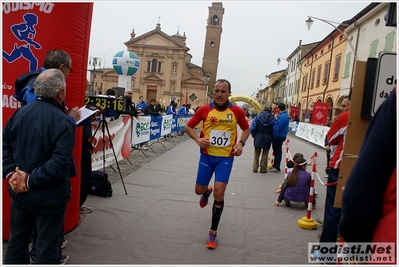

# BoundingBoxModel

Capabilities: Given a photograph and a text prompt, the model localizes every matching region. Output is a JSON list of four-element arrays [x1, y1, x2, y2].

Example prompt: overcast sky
[[88, 1, 371, 97]]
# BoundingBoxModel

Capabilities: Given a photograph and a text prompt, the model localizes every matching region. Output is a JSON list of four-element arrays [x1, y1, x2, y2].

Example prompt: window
[[343, 52, 352, 78], [151, 59, 157, 72], [212, 15, 218, 25], [369, 39, 379, 58], [323, 61, 329, 84], [316, 65, 321, 87], [384, 31, 396, 52], [147, 59, 162, 73], [310, 69, 316, 88], [210, 40, 215, 47], [302, 74, 308, 92], [333, 55, 341, 80]]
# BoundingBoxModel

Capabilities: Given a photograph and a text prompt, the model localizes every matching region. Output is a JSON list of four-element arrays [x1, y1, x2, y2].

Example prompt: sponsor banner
[[311, 102, 329, 125], [177, 114, 193, 132], [290, 106, 300, 119], [91, 114, 194, 170], [91, 116, 131, 171], [132, 116, 151, 145], [162, 114, 173, 135], [308, 242, 395, 264], [295, 122, 329, 147]]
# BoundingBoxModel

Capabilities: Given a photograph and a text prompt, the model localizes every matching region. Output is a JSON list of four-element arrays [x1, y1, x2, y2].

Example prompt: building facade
[[87, 2, 224, 110]]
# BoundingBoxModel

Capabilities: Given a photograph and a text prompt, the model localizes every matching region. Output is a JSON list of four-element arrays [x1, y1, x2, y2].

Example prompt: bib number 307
[[210, 130, 231, 147]]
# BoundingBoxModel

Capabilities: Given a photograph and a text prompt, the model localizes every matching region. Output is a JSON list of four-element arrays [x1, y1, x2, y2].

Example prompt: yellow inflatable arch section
[[229, 95, 262, 114]]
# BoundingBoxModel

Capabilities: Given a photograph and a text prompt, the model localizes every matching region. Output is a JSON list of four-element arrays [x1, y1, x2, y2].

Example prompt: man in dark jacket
[[144, 98, 161, 116], [3, 69, 76, 264], [114, 89, 138, 119], [250, 106, 277, 173]]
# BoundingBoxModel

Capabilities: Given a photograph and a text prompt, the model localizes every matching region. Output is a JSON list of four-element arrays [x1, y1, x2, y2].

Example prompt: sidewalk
[[63, 132, 328, 264]]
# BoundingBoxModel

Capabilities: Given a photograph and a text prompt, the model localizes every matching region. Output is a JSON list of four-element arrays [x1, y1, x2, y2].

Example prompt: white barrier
[[294, 122, 329, 148]]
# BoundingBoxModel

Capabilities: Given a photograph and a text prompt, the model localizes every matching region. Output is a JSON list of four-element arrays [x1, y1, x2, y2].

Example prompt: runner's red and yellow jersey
[[187, 102, 249, 157]]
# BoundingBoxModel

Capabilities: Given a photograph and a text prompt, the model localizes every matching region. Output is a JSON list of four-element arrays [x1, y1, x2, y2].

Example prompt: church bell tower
[[202, 2, 224, 96]]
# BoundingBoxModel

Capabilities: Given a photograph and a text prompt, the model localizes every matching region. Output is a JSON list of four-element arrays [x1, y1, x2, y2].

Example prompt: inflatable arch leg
[[228, 95, 263, 114]]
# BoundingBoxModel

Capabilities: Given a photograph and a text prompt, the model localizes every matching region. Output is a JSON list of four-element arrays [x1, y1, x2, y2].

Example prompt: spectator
[[274, 154, 316, 209], [144, 99, 161, 116], [114, 89, 138, 120], [268, 103, 289, 173], [250, 105, 277, 173], [339, 87, 396, 264], [166, 102, 178, 115], [318, 96, 351, 245], [177, 104, 188, 114], [154, 100, 162, 114], [136, 95, 146, 111], [3, 69, 75, 264], [11, 48, 76, 264]]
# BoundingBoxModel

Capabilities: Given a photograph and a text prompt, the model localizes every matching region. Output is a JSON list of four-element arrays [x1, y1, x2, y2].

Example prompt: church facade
[[88, 2, 224, 110]]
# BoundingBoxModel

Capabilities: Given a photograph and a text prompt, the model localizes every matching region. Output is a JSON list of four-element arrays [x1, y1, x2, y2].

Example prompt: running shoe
[[316, 219, 324, 226], [206, 230, 218, 249], [199, 186, 213, 208]]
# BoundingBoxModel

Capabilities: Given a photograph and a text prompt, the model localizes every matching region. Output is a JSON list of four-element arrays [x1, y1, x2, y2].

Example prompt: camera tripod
[[91, 114, 128, 195]]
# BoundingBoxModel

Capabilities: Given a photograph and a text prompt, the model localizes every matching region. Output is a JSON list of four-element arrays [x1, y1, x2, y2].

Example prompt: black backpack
[[89, 171, 113, 197]]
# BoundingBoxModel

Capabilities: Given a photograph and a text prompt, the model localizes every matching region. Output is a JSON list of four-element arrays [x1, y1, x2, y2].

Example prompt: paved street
[[62, 131, 329, 265]]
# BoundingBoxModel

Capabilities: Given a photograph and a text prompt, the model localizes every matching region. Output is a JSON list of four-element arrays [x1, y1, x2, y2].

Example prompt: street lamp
[[306, 16, 357, 59], [88, 57, 102, 95], [277, 57, 288, 66]]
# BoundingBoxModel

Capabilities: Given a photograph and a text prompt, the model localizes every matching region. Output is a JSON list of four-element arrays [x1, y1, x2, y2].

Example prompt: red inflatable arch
[[2, 2, 93, 240]]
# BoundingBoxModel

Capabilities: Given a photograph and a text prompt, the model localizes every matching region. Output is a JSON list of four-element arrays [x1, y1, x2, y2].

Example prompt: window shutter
[[343, 52, 352, 78], [384, 30, 396, 52], [369, 39, 379, 58]]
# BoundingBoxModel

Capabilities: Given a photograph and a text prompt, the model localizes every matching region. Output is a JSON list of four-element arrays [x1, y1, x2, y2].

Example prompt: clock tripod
[[90, 113, 128, 195]]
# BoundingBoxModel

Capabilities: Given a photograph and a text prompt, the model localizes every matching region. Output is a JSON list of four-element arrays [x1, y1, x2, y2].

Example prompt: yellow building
[[299, 25, 348, 121]]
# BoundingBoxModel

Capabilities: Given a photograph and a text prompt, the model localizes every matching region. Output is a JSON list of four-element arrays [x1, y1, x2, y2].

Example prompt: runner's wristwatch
[[239, 140, 246, 147]]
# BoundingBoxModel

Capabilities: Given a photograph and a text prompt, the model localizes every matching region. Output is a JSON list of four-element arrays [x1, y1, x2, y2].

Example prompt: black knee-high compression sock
[[210, 200, 224, 231], [202, 188, 211, 198]]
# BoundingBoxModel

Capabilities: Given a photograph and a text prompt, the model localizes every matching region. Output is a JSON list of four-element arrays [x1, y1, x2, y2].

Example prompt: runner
[[185, 79, 250, 249]]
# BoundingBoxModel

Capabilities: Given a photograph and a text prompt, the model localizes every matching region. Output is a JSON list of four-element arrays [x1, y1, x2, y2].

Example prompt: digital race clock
[[85, 96, 124, 111]]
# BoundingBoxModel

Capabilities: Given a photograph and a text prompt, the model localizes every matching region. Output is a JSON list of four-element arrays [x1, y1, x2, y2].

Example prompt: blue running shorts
[[195, 153, 234, 186]]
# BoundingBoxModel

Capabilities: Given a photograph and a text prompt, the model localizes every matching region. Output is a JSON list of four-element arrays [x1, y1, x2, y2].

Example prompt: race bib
[[210, 130, 231, 147]]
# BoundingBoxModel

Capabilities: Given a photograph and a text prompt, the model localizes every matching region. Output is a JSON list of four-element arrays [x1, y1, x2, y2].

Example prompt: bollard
[[284, 139, 289, 180], [268, 151, 274, 168], [297, 151, 318, 230]]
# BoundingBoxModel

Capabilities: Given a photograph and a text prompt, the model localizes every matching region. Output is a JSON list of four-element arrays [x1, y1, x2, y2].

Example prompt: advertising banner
[[290, 106, 300, 120], [91, 116, 132, 171], [311, 102, 329, 125], [2, 2, 93, 239]]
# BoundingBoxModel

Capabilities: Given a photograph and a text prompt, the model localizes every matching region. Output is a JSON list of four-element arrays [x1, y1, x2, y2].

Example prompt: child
[[274, 152, 304, 194], [274, 155, 316, 209]]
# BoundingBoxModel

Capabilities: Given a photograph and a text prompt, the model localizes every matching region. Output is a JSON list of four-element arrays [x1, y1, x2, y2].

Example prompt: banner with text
[[311, 102, 329, 125], [92, 114, 193, 170]]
